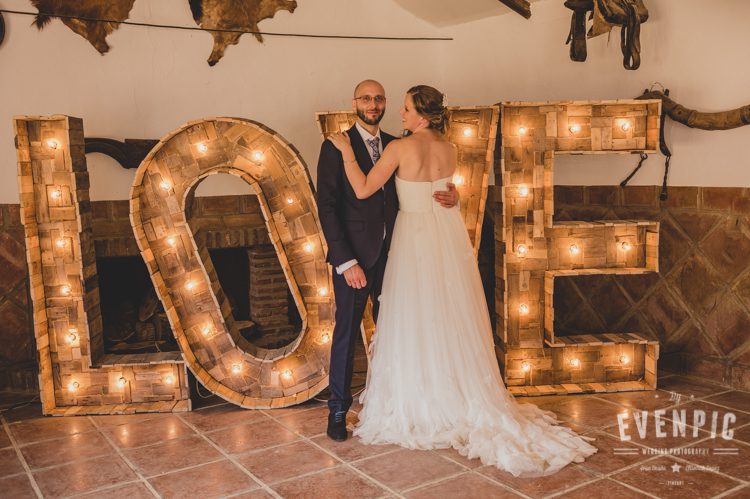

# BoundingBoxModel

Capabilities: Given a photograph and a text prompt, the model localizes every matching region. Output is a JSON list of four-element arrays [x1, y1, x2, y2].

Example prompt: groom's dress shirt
[[335, 122, 384, 275]]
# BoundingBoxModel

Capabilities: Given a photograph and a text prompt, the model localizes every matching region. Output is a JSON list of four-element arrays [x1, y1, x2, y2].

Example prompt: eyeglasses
[[354, 95, 386, 104]]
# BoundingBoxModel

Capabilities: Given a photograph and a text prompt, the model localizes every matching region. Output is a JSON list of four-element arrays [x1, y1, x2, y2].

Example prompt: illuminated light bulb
[[518, 126, 528, 135], [286, 197, 295, 205], [116, 377, 127, 388], [462, 127, 473, 137], [166, 236, 177, 247], [185, 280, 197, 291], [196, 142, 208, 154], [518, 185, 530, 198], [516, 244, 528, 257], [321, 332, 331, 344], [621, 241, 633, 251], [201, 325, 211, 337], [281, 369, 293, 380], [453, 174, 465, 186], [569, 358, 581, 368], [66, 330, 78, 344], [251, 150, 264, 162], [68, 381, 79, 392], [621, 121, 631, 131], [318, 287, 328, 297], [164, 374, 175, 385], [620, 355, 630, 365], [303, 242, 314, 253], [569, 244, 581, 255], [46, 138, 59, 150], [519, 303, 529, 315], [231, 363, 242, 375], [61, 284, 72, 296], [159, 180, 171, 191], [521, 361, 531, 373], [50, 188, 62, 199], [569, 124, 582, 134], [55, 238, 67, 249]]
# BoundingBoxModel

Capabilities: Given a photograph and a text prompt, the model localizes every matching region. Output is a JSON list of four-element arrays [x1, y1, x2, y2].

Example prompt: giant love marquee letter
[[496, 100, 662, 396], [129, 118, 334, 409], [15, 115, 190, 416], [15, 111, 498, 414]]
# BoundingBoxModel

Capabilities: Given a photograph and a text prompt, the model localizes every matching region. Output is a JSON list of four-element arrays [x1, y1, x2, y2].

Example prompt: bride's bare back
[[394, 129, 457, 182]]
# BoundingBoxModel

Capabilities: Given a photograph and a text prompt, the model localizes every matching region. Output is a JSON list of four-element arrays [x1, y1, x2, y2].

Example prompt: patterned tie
[[366, 137, 381, 164]]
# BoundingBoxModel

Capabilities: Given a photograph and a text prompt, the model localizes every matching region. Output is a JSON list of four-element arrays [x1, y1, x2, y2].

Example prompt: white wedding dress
[[354, 176, 597, 477]]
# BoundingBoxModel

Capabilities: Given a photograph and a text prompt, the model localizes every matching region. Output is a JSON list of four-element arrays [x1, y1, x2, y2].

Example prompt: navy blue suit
[[316, 125, 398, 414]]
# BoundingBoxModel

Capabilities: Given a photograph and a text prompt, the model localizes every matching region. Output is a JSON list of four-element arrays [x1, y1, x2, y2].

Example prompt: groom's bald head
[[354, 79, 385, 97]]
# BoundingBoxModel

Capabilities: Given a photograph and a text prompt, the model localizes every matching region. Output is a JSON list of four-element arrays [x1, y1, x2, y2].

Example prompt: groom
[[316, 79, 458, 441]]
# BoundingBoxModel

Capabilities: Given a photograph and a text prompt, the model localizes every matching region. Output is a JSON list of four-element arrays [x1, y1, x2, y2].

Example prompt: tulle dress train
[[353, 176, 597, 477]]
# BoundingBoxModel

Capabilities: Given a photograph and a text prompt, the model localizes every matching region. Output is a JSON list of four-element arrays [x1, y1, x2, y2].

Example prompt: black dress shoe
[[327, 411, 348, 441]]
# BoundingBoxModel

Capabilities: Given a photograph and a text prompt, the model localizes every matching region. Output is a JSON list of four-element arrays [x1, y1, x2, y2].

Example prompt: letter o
[[130, 118, 333, 408]]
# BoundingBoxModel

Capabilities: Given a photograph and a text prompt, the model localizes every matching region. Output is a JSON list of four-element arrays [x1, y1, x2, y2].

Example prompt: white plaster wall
[[439, 0, 750, 187], [0, 0, 748, 203]]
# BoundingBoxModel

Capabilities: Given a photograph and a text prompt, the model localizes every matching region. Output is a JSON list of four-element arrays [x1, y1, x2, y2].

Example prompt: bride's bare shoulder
[[392, 134, 419, 150], [384, 138, 403, 153]]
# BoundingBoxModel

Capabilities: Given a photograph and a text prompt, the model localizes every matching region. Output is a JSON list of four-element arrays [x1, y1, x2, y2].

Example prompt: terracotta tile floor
[[1, 373, 749, 498]]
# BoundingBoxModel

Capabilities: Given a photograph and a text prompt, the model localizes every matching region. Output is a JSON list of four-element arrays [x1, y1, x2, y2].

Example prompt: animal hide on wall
[[189, 0, 298, 65], [27, 0, 298, 65], [496, 0, 531, 19], [30, 0, 136, 54]]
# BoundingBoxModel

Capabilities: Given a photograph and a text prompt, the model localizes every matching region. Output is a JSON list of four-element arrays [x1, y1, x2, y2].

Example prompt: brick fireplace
[[0, 194, 303, 392]]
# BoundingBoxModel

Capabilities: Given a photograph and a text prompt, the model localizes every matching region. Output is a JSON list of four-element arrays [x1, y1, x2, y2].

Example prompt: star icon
[[671, 463, 682, 473]]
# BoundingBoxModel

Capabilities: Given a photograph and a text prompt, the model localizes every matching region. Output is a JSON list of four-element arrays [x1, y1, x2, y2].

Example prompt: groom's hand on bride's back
[[433, 182, 459, 208], [343, 264, 367, 289]]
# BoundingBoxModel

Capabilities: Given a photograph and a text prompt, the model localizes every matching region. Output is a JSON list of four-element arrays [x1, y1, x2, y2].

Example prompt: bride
[[327, 85, 597, 477]]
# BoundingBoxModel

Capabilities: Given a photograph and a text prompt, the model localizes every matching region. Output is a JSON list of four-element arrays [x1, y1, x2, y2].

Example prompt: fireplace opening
[[94, 172, 305, 354], [98, 255, 178, 354], [210, 246, 303, 349], [97, 231, 303, 354]]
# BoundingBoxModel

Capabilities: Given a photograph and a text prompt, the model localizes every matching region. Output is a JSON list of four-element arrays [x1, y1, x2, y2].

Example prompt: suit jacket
[[316, 125, 399, 270]]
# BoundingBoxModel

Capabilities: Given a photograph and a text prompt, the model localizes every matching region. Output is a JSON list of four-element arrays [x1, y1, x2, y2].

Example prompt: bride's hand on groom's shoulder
[[327, 132, 352, 154]]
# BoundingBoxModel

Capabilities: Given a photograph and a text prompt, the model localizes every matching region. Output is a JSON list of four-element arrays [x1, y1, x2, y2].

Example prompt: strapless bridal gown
[[353, 176, 597, 477]]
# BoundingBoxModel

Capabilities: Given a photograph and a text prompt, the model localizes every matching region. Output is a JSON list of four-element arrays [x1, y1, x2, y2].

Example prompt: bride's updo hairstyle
[[407, 85, 448, 134]]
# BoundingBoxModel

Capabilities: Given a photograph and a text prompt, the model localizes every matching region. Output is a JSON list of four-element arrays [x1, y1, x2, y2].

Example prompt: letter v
[[634, 410, 649, 439]]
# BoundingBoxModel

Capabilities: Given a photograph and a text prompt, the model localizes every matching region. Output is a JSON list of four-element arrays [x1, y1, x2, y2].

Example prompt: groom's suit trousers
[[327, 245, 387, 415]]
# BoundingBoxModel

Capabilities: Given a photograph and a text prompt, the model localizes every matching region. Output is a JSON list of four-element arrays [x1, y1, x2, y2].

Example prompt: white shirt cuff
[[336, 259, 358, 274]]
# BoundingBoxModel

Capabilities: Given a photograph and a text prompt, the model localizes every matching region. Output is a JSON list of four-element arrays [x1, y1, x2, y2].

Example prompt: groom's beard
[[356, 107, 385, 126]]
